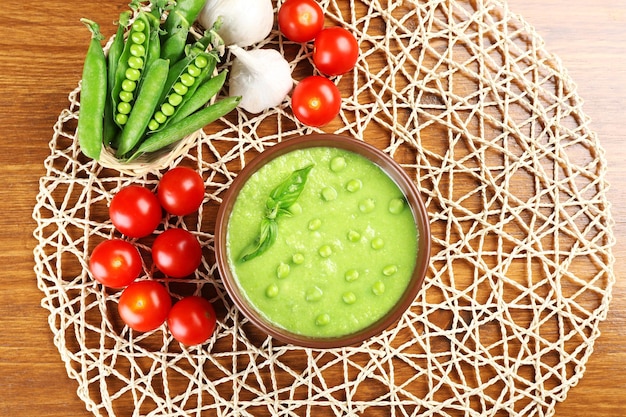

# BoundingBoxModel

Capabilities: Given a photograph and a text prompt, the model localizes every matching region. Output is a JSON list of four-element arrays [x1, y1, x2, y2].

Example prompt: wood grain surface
[[1, 0, 624, 416]]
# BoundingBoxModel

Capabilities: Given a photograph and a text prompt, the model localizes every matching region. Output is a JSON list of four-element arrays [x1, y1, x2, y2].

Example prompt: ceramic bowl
[[214, 134, 431, 349]]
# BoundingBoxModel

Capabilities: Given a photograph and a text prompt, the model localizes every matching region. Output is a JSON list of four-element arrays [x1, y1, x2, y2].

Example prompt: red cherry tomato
[[89, 239, 142, 288], [157, 167, 205, 216], [152, 228, 202, 278], [167, 296, 217, 345], [291, 76, 342, 127], [118, 280, 171, 332], [312, 27, 359, 76], [109, 185, 162, 238], [278, 0, 324, 42]]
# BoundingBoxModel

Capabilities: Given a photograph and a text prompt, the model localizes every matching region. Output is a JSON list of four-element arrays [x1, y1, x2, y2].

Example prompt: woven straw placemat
[[32, 0, 615, 416]]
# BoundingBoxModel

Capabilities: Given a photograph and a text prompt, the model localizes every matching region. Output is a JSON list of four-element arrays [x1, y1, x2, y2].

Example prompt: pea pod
[[111, 12, 152, 129], [128, 95, 241, 160], [103, 11, 131, 146], [168, 70, 227, 125], [160, 0, 206, 62], [142, 13, 162, 82], [76, 19, 107, 160], [116, 59, 170, 157], [147, 52, 217, 133]]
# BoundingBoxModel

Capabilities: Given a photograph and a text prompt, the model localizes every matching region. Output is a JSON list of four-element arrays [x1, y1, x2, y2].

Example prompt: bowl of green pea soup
[[215, 134, 431, 348]]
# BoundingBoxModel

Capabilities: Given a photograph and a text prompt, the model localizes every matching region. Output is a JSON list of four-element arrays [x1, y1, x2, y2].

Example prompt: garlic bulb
[[228, 45, 293, 114], [198, 0, 274, 48]]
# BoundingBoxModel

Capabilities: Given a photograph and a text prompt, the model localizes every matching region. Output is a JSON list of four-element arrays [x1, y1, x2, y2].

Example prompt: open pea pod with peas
[[76, 0, 239, 162]]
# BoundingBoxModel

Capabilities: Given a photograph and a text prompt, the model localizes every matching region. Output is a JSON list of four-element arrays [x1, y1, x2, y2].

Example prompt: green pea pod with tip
[[142, 13, 162, 80], [116, 59, 170, 157], [168, 69, 227, 125], [111, 12, 152, 129], [161, 24, 190, 64], [128, 95, 241, 160], [77, 18, 107, 160], [103, 11, 131, 146], [160, 0, 206, 62], [163, 0, 205, 36]]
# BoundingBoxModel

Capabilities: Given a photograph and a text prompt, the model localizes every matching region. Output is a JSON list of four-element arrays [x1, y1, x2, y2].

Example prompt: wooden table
[[1, 0, 624, 415]]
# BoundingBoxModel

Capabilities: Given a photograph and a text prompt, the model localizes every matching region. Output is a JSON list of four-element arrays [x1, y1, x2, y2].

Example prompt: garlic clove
[[198, 0, 274, 48], [229, 46, 293, 114]]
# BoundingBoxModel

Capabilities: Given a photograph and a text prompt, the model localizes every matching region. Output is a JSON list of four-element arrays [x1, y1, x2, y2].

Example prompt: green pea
[[342, 292, 357, 305], [115, 113, 128, 125], [117, 101, 131, 114], [347, 230, 361, 242], [319, 245, 332, 258], [321, 186, 337, 201], [371, 237, 385, 250], [119, 91, 134, 103], [154, 111, 167, 124], [292, 253, 305, 265], [173, 82, 188, 96], [194, 55, 208, 69], [131, 31, 146, 45], [154, 110, 167, 124], [130, 43, 146, 57], [128, 56, 144, 70], [276, 262, 290, 279], [161, 102, 175, 117], [346, 179, 362, 193], [148, 119, 160, 131], [383, 265, 398, 276], [168, 93, 183, 107], [372, 281, 386, 295], [121, 79, 136, 92], [265, 283, 279, 298], [187, 64, 201, 78], [344, 269, 359, 282], [308, 218, 322, 231], [132, 19, 146, 32], [180, 73, 195, 87], [330, 156, 346, 172], [388, 198, 405, 214], [125, 68, 141, 81], [315, 313, 330, 326]]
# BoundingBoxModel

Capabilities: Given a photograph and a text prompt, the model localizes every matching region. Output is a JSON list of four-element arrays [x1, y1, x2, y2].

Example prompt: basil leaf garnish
[[239, 164, 314, 262]]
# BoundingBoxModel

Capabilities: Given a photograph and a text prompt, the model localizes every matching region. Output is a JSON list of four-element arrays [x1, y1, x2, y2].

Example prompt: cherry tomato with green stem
[[291, 76, 342, 127], [152, 228, 202, 278], [89, 239, 142, 288], [167, 296, 217, 345], [118, 280, 171, 332], [278, 0, 325, 42], [313, 27, 359, 76], [158, 167, 205, 216], [109, 185, 162, 238]]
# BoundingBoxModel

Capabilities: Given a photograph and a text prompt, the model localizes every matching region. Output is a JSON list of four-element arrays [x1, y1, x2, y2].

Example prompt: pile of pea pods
[[77, 0, 240, 162]]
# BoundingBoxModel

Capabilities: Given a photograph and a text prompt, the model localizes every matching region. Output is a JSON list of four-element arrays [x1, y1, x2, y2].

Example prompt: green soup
[[226, 147, 418, 338]]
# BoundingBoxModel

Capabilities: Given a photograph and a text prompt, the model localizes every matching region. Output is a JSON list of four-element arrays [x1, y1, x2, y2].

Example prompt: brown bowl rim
[[214, 134, 431, 349]]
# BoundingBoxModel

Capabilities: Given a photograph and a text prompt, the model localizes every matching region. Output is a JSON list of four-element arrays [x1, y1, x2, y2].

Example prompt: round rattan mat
[[33, 0, 615, 416]]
